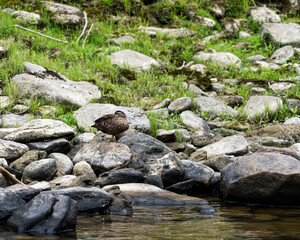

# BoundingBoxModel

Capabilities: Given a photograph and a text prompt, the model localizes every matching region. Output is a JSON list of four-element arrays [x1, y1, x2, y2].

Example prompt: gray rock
[[73, 142, 132, 174], [188, 84, 208, 97], [112, 36, 135, 45], [74, 103, 151, 133], [239, 31, 251, 38], [194, 96, 238, 117], [180, 110, 210, 131], [284, 117, 300, 125], [1, 8, 14, 14], [103, 183, 208, 206], [193, 51, 242, 68], [109, 50, 160, 72], [221, 19, 240, 38], [202, 155, 236, 172], [260, 23, 300, 47], [0, 188, 26, 220], [183, 143, 196, 156], [72, 161, 96, 186], [4, 119, 76, 143], [8, 192, 77, 233], [209, 2, 225, 19], [29, 181, 51, 191], [51, 187, 113, 212], [12, 11, 41, 25], [168, 97, 192, 113], [153, 98, 171, 110], [182, 160, 214, 184], [269, 82, 295, 92], [12, 62, 101, 107], [252, 60, 281, 70], [175, 129, 191, 142], [147, 108, 169, 118], [49, 175, 77, 188], [165, 142, 185, 152], [0, 158, 8, 167], [189, 64, 207, 74], [195, 16, 216, 28], [95, 168, 145, 187], [138, 26, 197, 39], [0, 139, 29, 161], [250, 6, 281, 23], [12, 104, 29, 113], [0, 96, 11, 109], [41, 1, 84, 25], [6, 184, 40, 202], [290, 143, 300, 153], [26, 138, 71, 155], [105, 187, 133, 216], [220, 95, 243, 108], [72, 133, 95, 145], [0, 175, 9, 188], [269, 45, 295, 64], [156, 129, 176, 142], [22, 158, 57, 184], [246, 55, 266, 62], [221, 152, 300, 206], [49, 153, 73, 176], [191, 130, 218, 148], [244, 95, 283, 119], [118, 132, 172, 173], [200, 134, 249, 158]]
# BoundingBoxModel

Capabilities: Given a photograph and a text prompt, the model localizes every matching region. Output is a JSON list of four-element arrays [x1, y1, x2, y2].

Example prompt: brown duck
[[92, 110, 129, 141]]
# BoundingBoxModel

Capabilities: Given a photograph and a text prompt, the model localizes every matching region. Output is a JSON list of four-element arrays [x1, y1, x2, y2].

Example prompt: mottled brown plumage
[[92, 111, 129, 139]]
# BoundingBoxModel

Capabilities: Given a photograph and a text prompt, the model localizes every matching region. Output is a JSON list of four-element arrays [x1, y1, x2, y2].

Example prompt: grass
[[0, 0, 299, 137]]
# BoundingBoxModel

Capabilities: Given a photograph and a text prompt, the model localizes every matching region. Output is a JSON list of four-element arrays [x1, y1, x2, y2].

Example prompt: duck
[[92, 110, 129, 141]]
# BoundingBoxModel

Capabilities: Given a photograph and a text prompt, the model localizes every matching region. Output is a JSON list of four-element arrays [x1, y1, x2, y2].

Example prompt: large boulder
[[74, 103, 151, 133], [0, 139, 29, 161], [109, 50, 160, 72], [8, 192, 77, 233], [260, 23, 300, 47], [221, 152, 300, 206], [12, 62, 101, 107], [138, 26, 197, 39], [4, 119, 76, 143], [6, 184, 40, 202]]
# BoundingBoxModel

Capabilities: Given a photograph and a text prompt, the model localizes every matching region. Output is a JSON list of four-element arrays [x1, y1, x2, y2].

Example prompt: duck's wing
[[93, 114, 114, 124]]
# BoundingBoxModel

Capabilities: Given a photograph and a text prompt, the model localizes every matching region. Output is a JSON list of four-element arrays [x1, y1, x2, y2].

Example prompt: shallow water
[[1, 197, 300, 240]]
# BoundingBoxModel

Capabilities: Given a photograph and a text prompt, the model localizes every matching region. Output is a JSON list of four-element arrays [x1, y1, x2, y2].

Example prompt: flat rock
[[26, 138, 71, 154], [74, 103, 150, 133], [109, 50, 160, 72], [4, 119, 76, 143], [103, 183, 208, 206], [180, 110, 210, 131], [139, 26, 197, 39], [269, 82, 295, 92], [12, 11, 41, 25], [260, 23, 300, 47], [0, 114, 28, 128], [221, 152, 300, 206], [41, 1, 84, 25], [0, 139, 29, 161], [246, 55, 266, 62], [73, 141, 132, 175], [250, 6, 281, 23], [269, 45, 294, 64], [12, 62, 101, 107], [193, 51, 242, 68], [112, 36, 136, 45], [200, 134, 249, 158], [244, 96, 283, 118], [168, 97, 192, 113]]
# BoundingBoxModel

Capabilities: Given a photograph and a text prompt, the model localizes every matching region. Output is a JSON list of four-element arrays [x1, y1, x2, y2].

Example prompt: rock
[[109, 50, 160, 72], [105, 187, 133, 216], [256, 124, 300, 143], [96, 168, 145, 188], [286, 99, 300, 114], [194, 96, 238, 117], [51, 187, 113, 212], [103, 183, 208, 206], [182, 160, 214, 184], [4, 119, 76, 143], [49, 175, 77, 188], [188, 149, 207, 162], [0, 96, 10, 109], [211, 83, 225, 93], [168, 97, 192, 113], [250, 6, 281, 23], [156, 129, 176, 142], [290, 143, 300, 153], [1, 8, 14, 14], [220, 95, 243, 108], [269, 46, 295, 64], [260, 23, 300, 47], [147, 108, 169, 118], [118, 133, 172, 173], [184, 143, 196, 156], [0, 114, 27, 128], [8, 192, 77, 233], [221, 152, 300, 206], [246, 55, 266, 62], [0, 188, 26, 220], [74, 103, 151, 133], [12, 11, 41, 25], [73, 141, 132, 175], [165, 179, 200, 194], [239, 31, 251, 38], [261, 137, 291, 148], [37, 105, 57, 116], [191, 130, 218, 148], [165, 142, 185, 152], [195, 16, 216, 28], [153, 98, 171, 110], [26, 138, 71, 155], [0, 158, 8, 167], [72, 161, 96, 186], [22, 158, 57, 184], [138, 26, 197, 39], [189, 64, 207, 74], [269, 82, 295, 92], [0, 128, 16, 139], [175, 129, 191, 142], [200, 134, 249, 158], [112, 36, 135, 45], [9, 150, 47, 172], [180, 110, 210, 131], [244, 96, 283, 118], [0, 175, 9, 188], [209, 120, 250, 132], [72, 133, 95, 145], [284, 117, 300, 125], [209, 2, 225, 19], [11, 105, 28, 114], [253, 60, 281, 70], [49, 153, 73, 176], [193, 51, 242, 68], [5, 184, 40, 202], [12, 62, 101, 107], [202, 155, 236, 172], [29, 181, 51, 191], [41, 1, 84, 25], [0, 139, 29, 161], [221, 19, 240, 38]]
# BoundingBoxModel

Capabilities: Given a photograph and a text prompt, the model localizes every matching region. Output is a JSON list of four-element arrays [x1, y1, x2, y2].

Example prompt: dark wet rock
[[165, 179, 202, 194], [22, 158, 57, 184], [95, 168, 145, 187], [51, 187, 113, 212], [103, 183, 208, 206], [0, 114, 28, 128], [26, 138, 71, 155], [221, 152, 300, 206], [0, 139, 29, 161], [8, 192, 77, 233], [0, 188, 26, 220], [165, 142, 185, 152], [5, 184, 40, 202], [182, 160, 214, 185], [202, 155, 236, 172], [194, 205, 216, 215]]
